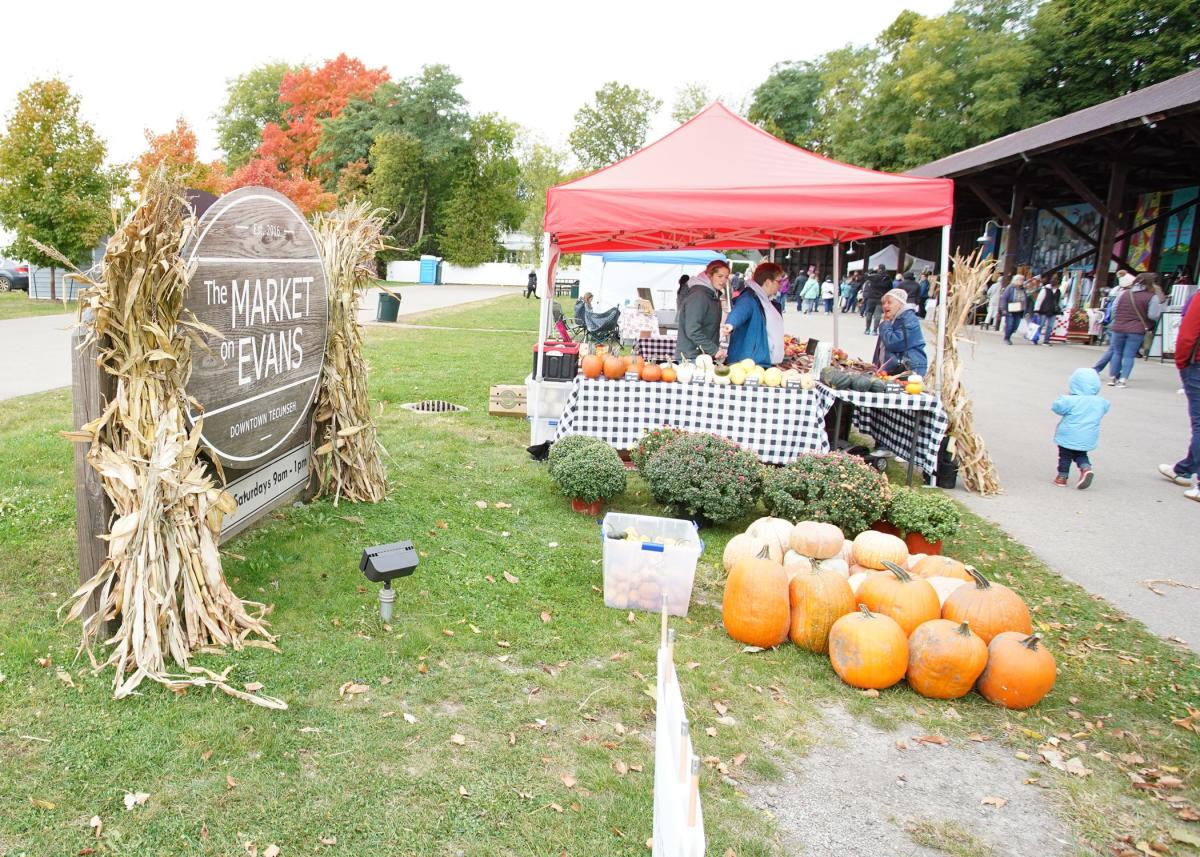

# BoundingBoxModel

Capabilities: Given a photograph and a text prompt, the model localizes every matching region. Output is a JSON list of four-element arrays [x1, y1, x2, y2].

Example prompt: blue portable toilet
[[419, 255, 441, 285]]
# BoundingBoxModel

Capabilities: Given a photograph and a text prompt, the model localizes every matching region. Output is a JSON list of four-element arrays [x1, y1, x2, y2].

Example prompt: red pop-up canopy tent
[[533, 104, 955, 432]]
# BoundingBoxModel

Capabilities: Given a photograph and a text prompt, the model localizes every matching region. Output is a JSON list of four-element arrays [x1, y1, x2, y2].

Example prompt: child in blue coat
[[1051, 368, 1111, 489]]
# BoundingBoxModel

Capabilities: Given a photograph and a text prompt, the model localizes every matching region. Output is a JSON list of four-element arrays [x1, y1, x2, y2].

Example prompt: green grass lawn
[[1, 295, 1197, 856], [0, 291, 75, 321]]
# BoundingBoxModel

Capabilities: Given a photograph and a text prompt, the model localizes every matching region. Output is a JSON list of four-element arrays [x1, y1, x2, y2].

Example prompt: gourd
[[603, 355, 625, 380], [747, 517, 794, 559], [906, 619, 988, 699], [828, 606, 909, 690], [675, 361, 695, 384], [925, 575, 969, 607], [640, 363, 662, 382], [851, 531, 908, 570], [581, 354, 604, 379], [855, 561, 941, 636], [788, 566, 857, 654], [789, 521, 845, 560], [722, 546, 790, 648], [851, 374, 874, 392], [694, 354, 714, 374], [722, 533, 779, 573], [798, 372, 816, 390], [910, 555, 973, 582], [976, 633, 1056, 709], [942, 567, 1032, 644]]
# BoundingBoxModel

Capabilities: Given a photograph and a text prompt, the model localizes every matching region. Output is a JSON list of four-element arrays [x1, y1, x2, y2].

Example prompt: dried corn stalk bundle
[[56, 170, 285, 709], [933, 250, 1003, 495], [309, 201, 389, 504]]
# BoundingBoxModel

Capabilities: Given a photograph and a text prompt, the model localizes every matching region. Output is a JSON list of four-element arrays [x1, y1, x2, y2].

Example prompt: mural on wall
[[1126, 193, 1161, 272], [1160, 186, 1197, 274], [1030, 203, 1099, 273]]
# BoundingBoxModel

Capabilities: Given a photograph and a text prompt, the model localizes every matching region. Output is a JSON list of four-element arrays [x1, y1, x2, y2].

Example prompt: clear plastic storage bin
[[601, 512, 702, 617]]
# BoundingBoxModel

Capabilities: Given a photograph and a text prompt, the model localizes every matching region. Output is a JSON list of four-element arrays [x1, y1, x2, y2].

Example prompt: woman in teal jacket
[[725, 262, 785, 367]]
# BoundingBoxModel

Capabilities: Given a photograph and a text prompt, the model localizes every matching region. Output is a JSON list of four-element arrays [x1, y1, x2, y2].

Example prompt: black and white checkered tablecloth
[[553, 378, 836, 464], [821, 384, 949, 478], [633, 333, 679, 364]]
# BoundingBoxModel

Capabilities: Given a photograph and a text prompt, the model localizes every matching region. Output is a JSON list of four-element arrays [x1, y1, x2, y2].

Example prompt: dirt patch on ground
[[741, 705, 1075, 857]]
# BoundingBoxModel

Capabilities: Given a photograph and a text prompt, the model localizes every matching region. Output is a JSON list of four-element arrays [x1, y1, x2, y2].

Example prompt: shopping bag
[[1025, 318, 1040, 342], [1015, 319, 1031, 339]]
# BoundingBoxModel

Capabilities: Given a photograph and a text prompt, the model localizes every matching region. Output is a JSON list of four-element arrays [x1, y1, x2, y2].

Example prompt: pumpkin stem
[[858, 604, 873, 618], [1021, 633, 1042, 650], [882, 560, 913, 582], [965, 564, 991, 589], [756, 545, 772, 560], [956, 621, 972, 636]]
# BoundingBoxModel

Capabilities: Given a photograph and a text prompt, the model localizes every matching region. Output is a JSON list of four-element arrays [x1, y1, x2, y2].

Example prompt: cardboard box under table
[[602, 512, 702, 618]]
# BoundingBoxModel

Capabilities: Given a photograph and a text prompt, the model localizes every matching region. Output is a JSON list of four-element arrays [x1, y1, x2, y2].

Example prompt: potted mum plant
[[885, 487, 961, 555], [551, 440, 628, 515]]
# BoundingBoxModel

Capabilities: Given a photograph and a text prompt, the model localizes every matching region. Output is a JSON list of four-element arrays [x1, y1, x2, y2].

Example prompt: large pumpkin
[[852, 531, 908, 570], [828, 606, 909, 690], [925, 575, 969, 607], [722, 533, 779, 574], [942, 567, 1032, 644], [976, 632, 1056, 709], [782, 551, 814, 583], [603, 355, 626, 380], [747, 517, 794, 560], [788, 566, 856, 654], [790, 521, 845, 559], [722, 547, 790, 648], [906, 619, 988, 699], [855, 561, 941, 636], [581, 354, 604, 379], [910, 555, 973, 582]]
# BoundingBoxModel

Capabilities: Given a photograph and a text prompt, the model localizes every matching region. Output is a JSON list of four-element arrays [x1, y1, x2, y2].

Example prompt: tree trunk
[[50, 266, 56, 301], [416, 186, 428, 251]]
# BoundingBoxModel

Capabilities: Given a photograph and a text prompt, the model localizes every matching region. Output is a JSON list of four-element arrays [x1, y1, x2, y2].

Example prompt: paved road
[[0, 285, 521, 402], [782, 305, 1199, 652]]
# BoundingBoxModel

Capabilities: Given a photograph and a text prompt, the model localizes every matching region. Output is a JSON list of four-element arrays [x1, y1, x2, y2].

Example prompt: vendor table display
[[822, 385, 948, 481], [554, 377, 836, 465], [633, 331, 680, 363]]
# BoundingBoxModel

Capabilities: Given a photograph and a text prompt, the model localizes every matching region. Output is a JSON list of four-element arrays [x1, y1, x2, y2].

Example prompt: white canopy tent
[[846, 244, 937, 274], [579, 250, 727, 311]]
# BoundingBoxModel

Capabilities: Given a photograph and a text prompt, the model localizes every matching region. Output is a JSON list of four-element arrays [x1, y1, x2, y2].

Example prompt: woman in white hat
[[874, 288, 928, 376]]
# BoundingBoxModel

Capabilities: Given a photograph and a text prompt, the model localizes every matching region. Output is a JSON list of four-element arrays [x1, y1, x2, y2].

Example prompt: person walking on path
[[800, 274, 821, 314], [840, 275, 855, 313], [983, 275, 1001, 329], [900, 270, 921, 306], [1032, 276, 1063, 345], [821, 275, 836, 313], [677, 259, 730, 361], [863, 264, 891, 335], [524, 270, 538, 298], [1158, 293, 1200, 502], [1051, 368, 1110, 489], [1001, 274, 1027, 344], [775, 273, 789, 314], [1105, 273, 1165, 387]]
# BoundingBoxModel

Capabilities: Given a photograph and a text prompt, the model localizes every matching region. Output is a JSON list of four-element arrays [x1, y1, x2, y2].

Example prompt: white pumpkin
[[848, 572, 872, 595], [675, 361, 695, 384], [747, 516, 794, 558], [783, 550, 814, 571], [906, 553, 928, 570], [789, 521, 845, 559], [723, 533, 780, 572], [816, 557, 850, 579], [694, 354, 714, 374], [851, 531, 908, 570], [840, 540, 855, 562], [926, 575, 969, 607]]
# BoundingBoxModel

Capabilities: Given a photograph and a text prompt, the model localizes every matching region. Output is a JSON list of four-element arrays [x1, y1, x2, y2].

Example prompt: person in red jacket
[[1159, 293, 1200, 502]]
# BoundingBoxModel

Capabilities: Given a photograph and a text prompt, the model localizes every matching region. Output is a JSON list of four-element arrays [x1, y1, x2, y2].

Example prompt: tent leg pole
[[935, 225, 951, 395], [531, 232, 554, 446], [832, 242, 841, 351]]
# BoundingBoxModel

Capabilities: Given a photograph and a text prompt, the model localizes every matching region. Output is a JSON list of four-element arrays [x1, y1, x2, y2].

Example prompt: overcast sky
[[2, 0, 953, 167]]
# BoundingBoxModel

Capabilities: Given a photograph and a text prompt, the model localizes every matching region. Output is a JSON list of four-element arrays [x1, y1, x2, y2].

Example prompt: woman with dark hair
[[725, 262, 785, 367], [1106, 272, 1165, 387], [677, 259, 730, 361]]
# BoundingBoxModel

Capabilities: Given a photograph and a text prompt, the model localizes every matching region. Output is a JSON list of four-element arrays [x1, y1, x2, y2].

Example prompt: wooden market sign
[[182, 186, 329, 538]]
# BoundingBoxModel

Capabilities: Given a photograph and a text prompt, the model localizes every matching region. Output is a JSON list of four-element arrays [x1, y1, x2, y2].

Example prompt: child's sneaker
[[1077, 469, 1094, 490], [1053, 475, 1068, 486]]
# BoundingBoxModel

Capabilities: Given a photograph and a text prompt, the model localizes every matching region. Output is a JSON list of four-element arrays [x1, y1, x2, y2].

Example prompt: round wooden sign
[[183, 187, 328, 469]]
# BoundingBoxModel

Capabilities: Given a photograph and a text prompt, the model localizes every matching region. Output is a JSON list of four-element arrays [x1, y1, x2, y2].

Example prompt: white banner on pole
[[653, 609, 705, 856]]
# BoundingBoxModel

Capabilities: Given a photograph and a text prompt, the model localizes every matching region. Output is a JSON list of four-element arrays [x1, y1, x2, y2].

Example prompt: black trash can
[[935, 435, 959, 489], [376, 292, 400, 322]]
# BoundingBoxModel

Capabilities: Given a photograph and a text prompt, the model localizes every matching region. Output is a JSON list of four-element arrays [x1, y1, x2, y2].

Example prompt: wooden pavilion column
[[1090, 163, 1128, 306], [1002, 184, 1027, 283]]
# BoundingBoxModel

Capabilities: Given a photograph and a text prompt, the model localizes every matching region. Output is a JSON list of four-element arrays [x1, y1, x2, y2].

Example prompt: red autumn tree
[[225, 157, 336, 215], [257, 53, 389, 179], [134, 117, 227, 195]]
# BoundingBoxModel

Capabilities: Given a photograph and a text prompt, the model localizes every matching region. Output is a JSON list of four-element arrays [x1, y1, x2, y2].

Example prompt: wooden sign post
[[181, 187, 329, 541]]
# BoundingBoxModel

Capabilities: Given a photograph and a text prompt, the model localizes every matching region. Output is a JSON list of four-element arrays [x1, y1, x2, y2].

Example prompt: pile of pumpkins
[[721, 518, 1055, 709], [580, 353, 818, 389]]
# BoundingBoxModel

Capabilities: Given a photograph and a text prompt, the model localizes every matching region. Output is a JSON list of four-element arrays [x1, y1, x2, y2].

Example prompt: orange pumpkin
[[828, 606, 909, 690], [788, 566, 856, 654], [641, 363, 662, 382], [581, 354, 604, 379], [661, 365, 677, 383], [910, 555, 973, 582], [722, 547, 790, 648], [976, 632, 1056, 709], [906, 619, 988, 699], [942, 567, 1032, 644], [855, 561, 941, 636], [852, 530, 908, 570], [790, 521, 845, 559], [603, 356, 626, 380]]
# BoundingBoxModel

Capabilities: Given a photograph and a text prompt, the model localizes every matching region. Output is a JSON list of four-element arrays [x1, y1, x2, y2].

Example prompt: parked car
[[0, 260, 30, 292]]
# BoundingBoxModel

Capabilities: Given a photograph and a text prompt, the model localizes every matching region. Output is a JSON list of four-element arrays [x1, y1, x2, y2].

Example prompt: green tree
[[215, 62, 298, 170], [810, 45, 880, 162], [748, 62, 823, 146], [439, 114, 522, 266], [671, 82, 711, 125], [1026, 0, 1200, 117], [568, 82, 662, 170], [0, 79, 114, 299], [517, 141, 566, 263], [367, 131, 431, 253]]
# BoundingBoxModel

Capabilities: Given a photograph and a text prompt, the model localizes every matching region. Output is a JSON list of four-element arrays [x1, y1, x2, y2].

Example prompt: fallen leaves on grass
[[122, 792, 150, 810], [560, 773, 577, 789], [1171, 705, 1200, 735], [226, 775, 237, 790], [503, 571, 519, 585], [404, 713, 417, 724], [474, 501, 488, 509], [1039, 747, 1092, 777], [338, 681, 369, 698], [89, 816, 102, 838], [450, 734, 466, 746], [55, 668, 75, 688], [30, 798, 55, 810], [981, 796, 1008, 808], [540, 611, 552, 624], [915, 735, 948, 746]]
